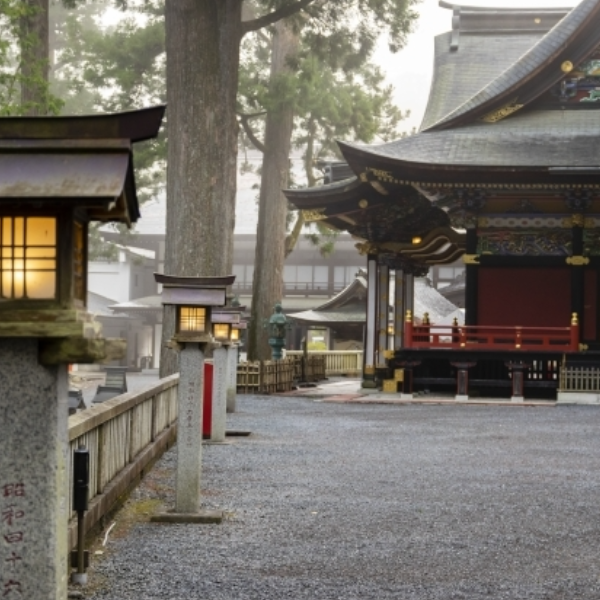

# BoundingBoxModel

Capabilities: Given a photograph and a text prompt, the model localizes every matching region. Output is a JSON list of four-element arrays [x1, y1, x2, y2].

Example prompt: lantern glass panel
[[230, 328, 240, 342], [213, 323, 230, 340], [179, 307, 206, 332], [0, 217, 57, 299]]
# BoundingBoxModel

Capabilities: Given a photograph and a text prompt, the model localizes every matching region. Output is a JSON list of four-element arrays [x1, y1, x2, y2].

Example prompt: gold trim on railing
[[566, 256, 590, 266]]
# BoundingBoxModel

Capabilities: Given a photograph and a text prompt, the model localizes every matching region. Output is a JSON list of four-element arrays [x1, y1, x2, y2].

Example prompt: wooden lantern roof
[[154, 274, 236, 288], [0, 105, 166, 226]]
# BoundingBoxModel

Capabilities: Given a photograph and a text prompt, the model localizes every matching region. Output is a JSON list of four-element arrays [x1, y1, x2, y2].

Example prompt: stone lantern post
[[210, 307, 242, 442], [152, 273, 235, 523], [0, 106, 165, 597]]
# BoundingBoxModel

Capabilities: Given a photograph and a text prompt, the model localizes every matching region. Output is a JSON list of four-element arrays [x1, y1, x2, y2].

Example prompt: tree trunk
[[247, 20, 300, 361], [160, 0, 242, 376], [20, 0, 49, 115]]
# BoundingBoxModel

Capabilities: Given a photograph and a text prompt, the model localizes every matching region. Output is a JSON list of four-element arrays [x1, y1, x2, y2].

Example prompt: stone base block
[[511, 396, 524, 403], [455, 394, 469, 402], [557, 392, 600, 404], [382, 379, 398, 393], [361, 380, 378, 389], [150, 510, 223, 524], [400, 393, 413, 400]]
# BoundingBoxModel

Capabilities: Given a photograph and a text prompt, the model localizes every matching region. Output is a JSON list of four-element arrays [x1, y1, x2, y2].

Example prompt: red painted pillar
[[571, 312, 580, 351]]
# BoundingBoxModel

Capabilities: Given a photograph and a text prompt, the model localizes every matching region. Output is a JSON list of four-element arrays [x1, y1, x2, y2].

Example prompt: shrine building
[[285, 0, 600, 400]]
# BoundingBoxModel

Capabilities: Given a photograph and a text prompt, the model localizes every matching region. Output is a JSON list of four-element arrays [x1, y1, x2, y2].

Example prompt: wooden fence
[[286, 350, 363, 376], [237, 354, 327, 394], [559, 366, 600, 392], [67, 374, 179, 549]]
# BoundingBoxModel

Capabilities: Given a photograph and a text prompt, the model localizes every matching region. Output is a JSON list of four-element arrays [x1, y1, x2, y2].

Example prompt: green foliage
[[239, 0, 415, 183], [52, 0, 165, 202], [307, 340, 327, 351], [239, 0, 417, 257], [49, 0, 165, 257], [0, 0, 63, 115]]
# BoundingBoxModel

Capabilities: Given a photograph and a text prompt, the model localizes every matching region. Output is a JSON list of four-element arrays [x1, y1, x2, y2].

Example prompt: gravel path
[[85, 396, 600, 600]]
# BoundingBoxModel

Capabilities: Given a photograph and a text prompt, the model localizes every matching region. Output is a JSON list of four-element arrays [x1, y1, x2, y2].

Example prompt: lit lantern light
[[230, 327, 240, 342], [212, 308, 242, 344], [155, 274, 236, 344], [212, 322, 232, 342], [1, 217, 57, 299], [178, 306, 207, 334], [412, 236, 422, 245]]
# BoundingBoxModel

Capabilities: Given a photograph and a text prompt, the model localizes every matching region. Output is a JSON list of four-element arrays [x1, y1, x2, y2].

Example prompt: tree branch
[[241, 0, 316, 36], [285, 211, 305, 257], [238, 112, 267, 154]]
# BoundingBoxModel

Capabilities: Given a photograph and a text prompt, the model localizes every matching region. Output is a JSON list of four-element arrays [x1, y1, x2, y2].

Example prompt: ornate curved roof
[[339, 110, 600, 172], [425, 0, 600, 130], [285, 0, 600, 267]]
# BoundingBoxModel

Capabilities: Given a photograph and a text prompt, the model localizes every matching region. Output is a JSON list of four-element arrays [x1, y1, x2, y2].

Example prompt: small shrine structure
[[286, 0, 600, 398]]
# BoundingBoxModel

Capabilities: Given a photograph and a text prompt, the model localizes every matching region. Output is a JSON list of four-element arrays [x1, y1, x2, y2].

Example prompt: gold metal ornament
[[301, 209, 327, 222], [481, 100, 524, 123], [566, 256, 590, 266], [561, 60, 574, 73], [462, 254, 480, 265]]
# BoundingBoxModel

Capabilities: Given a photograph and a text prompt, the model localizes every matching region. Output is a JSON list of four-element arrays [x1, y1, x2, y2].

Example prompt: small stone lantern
[[210, 307, 243, 438], [153, 272, 235, 520]]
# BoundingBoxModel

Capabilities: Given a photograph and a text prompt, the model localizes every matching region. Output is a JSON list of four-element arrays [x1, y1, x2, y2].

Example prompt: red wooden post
[[515, 327, 522, 349], [405, 309, 413, 348], [571, 312, 580, 351]]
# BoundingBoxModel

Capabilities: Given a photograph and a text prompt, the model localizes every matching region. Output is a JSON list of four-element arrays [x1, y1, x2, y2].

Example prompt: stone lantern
[[209, 307, 242, 441], [267, 302, 289, 360], [0, 106, 165, 598], [153, 273, 235, 521]]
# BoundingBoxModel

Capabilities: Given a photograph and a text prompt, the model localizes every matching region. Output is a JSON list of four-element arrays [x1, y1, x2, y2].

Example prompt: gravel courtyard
[[85, 396, 600, 600]]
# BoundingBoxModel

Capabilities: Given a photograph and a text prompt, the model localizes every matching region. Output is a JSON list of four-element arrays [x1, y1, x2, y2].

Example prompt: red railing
[[405, 320, 579, 352]]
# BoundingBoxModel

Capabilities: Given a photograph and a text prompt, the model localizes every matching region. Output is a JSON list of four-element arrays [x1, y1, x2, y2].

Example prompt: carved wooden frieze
[[477, 229, 572, 256]]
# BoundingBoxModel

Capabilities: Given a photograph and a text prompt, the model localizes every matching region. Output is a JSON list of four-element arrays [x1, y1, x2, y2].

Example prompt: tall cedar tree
[[0, 0, 63, 115], [161, 0, 317, 375], [242, 3, 415, 359], [20, 0, 49, 114], [163, 0, 417, 372], [247, 19, 300, 361]]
